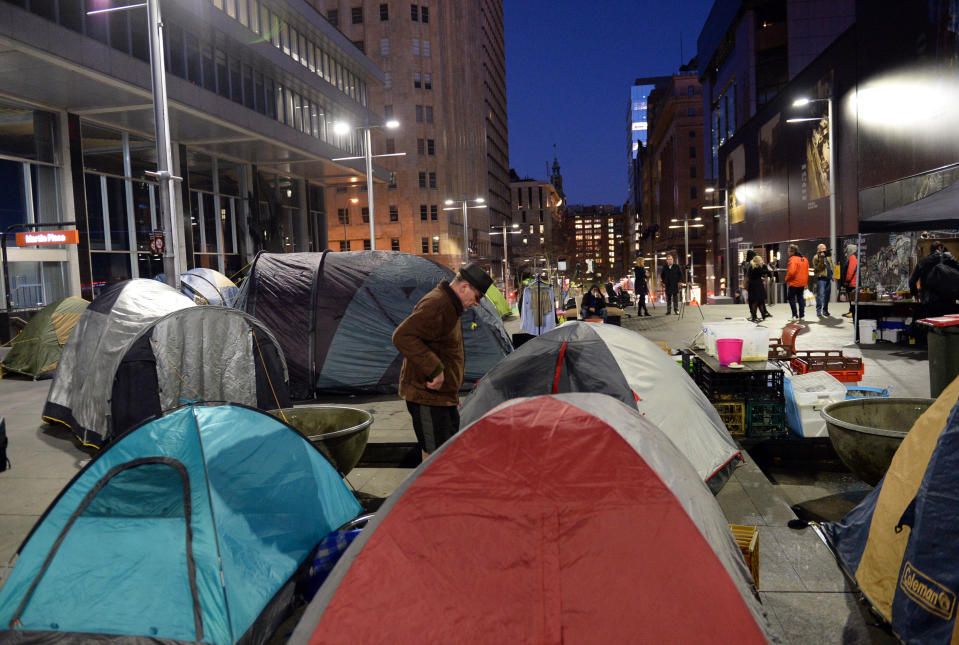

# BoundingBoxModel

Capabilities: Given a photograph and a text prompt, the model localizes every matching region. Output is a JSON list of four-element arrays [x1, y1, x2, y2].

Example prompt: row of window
[[421, 237, 440, 254], [5, 0, 362, 154], [338, 204, 405, 223], [417, 172, 437, 189], [337, 238, 403, 252], [329, 4, 430, 25], [417, 138, 436, 155], [211, 0, 368, 107]]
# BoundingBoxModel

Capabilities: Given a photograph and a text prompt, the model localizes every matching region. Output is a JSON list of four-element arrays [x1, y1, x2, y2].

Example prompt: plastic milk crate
[[746, 400, 787, 438], [712, 400, 746, 436]]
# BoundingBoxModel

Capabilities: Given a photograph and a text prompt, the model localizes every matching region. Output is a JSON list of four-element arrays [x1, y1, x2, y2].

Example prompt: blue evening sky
[[504, 0, 716, 206]]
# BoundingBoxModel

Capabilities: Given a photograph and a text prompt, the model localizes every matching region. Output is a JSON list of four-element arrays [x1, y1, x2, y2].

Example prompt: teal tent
[[0, 403, 360, 644]]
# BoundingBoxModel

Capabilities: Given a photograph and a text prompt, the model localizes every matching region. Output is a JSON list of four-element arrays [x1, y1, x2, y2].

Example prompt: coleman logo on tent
[[900, 562, 955, 620]]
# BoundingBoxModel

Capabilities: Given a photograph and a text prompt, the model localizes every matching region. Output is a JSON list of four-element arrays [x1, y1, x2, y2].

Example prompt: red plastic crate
[[790, 350, 864, 382]]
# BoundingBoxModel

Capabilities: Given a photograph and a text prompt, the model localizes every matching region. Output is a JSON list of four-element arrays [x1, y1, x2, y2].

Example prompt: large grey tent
[[43, 279, 290, 448], [235, 250, 512, 399], [459, 322, 742, 492]]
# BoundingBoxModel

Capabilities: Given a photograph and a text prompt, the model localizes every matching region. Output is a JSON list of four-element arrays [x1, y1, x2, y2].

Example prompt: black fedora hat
[[459, 263, 493, 295]]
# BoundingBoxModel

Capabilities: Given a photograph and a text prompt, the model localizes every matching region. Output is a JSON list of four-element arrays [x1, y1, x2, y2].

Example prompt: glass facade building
[[0, 0, 384, 316]]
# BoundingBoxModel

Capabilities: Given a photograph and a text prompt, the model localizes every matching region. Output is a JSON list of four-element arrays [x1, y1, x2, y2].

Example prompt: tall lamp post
[[490, 222, 520, 294], [703, 186, 730, 296], [331, 119, 403, 250], [668, 216, 704, 301], [787, 95, 837, 302], [443, 197, 487, 265], [88, 0, 182, 288]]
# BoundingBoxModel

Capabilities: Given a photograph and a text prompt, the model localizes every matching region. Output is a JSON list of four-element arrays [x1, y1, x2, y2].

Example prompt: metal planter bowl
[[271, 406, 373, 476], [821, 398, 934, 486]]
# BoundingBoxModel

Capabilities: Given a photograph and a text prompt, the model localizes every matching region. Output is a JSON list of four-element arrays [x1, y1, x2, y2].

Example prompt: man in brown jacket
[[392, 263, 493, 459]]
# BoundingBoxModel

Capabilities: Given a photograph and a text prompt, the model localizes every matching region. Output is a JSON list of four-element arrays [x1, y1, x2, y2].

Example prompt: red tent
[[289, 393, 772, 644]]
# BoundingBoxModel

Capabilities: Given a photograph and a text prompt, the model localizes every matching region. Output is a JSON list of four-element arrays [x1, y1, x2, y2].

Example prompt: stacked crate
[[694, 357, 787, 438]]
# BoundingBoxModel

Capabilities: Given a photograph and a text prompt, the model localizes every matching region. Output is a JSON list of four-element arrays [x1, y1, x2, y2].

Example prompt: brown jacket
[[392, 280, 464, 406]]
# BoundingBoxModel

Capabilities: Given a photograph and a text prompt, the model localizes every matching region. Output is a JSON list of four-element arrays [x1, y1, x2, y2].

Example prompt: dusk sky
[[504, 0, 716, 206]]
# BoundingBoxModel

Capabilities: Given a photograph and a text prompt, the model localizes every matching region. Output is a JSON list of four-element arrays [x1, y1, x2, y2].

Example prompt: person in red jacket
[[785, 244, 810, 321], [841, 244, 859, 317]]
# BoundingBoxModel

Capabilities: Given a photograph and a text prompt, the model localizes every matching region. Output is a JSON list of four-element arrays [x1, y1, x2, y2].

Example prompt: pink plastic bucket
[[716, 338, 744, 367]]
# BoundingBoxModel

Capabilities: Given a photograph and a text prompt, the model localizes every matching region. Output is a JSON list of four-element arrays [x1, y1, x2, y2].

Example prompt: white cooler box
[[785, 371, 847, 438]]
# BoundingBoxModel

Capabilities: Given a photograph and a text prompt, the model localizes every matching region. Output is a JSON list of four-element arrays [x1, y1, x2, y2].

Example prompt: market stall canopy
[[860, 177, 959, 233]]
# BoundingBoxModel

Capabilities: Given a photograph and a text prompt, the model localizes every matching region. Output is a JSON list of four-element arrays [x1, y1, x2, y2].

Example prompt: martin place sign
[[15, 230, 79, 246]]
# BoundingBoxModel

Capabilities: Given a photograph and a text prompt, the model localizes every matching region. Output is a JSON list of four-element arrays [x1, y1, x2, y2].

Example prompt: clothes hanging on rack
[[520, 279, 556, 335]]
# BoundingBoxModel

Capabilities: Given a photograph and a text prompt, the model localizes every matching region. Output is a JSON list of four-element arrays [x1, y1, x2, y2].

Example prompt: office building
[[310, 0, 509, 271], [641, 67, 712, 294], [0, 0, 384, 318], [508, 171, 563, 284]]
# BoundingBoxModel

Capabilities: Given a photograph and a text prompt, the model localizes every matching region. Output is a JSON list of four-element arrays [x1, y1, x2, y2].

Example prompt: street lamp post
[[331, 119, 403, 250], [88, 0, 182, 288], [788, 96, 837, 302], [443, 197, 487, 265], [704, 186, 730, 296], [668, 216, 704, 301], [490, 222, 520, 295]]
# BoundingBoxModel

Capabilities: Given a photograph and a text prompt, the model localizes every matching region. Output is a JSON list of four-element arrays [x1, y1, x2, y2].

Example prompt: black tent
[[236, 250, 512, 399]]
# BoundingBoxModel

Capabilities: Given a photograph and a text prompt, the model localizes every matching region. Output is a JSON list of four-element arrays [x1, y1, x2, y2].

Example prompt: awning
[[860, 178, 959, 233]]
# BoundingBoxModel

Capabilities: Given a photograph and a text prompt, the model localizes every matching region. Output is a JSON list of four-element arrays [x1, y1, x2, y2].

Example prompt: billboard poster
[[799, 74, 833, 210], [758, 113, 787, 216], [727, 144, 746, 224]]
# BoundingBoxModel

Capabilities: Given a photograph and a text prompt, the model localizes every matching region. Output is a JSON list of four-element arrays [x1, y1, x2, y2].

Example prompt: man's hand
[[426, 371, 445, 390]]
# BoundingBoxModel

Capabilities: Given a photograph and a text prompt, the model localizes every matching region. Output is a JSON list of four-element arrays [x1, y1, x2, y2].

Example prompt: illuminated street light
[[704, 186, 731, 295], [443, 197, 487, 264], [331, 119, 403, 250], [490, 222, 521, 294], [667, 214, 705, 300]]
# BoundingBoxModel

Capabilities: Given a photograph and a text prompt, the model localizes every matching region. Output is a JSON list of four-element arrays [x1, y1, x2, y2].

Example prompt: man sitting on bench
[[581, 285, 608, 323]]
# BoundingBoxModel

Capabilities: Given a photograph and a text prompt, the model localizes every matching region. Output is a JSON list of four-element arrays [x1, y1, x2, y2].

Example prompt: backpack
[[925, 255, 959, 302], [0, 416, 9, 472]]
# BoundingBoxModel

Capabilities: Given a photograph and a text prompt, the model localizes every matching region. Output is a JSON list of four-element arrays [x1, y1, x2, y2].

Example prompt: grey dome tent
[[43, 279, 290, 448], [459, 321, 742, 493], [235, 250, 512, 399]]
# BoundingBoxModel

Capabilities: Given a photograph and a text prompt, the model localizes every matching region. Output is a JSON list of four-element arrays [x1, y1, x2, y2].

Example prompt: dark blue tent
[[236, 250, 512, 399], [0, 403, 360, 644], [819, 382, 959, 644]]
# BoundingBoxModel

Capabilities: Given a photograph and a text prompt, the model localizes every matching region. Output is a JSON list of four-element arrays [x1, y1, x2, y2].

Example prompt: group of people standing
[[744, 243, 860, 322]]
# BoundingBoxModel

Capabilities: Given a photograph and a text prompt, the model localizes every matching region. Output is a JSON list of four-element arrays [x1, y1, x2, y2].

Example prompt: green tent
[[1, 296, 88, 379], [485, 284, 511, 318]]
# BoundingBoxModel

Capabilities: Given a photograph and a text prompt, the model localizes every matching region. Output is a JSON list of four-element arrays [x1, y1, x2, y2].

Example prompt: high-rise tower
[[312, 1, 509, 271]]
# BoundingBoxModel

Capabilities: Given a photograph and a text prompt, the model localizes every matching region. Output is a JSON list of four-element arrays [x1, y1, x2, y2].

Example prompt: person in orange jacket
[[785, 244, 810, 320], [841, 244, 859, 317]]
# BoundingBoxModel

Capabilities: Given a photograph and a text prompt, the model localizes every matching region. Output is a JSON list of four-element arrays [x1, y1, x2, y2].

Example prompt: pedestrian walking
[[660, 254, 683, 315], [785, 244, 809, 320], [633, 259, 651, 316], [746, 255, 772, 322], [841, 244, 859, 317], [909, 242, 959, 318], [813, 243, 833, 317], [392, 263, 493, 460]]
